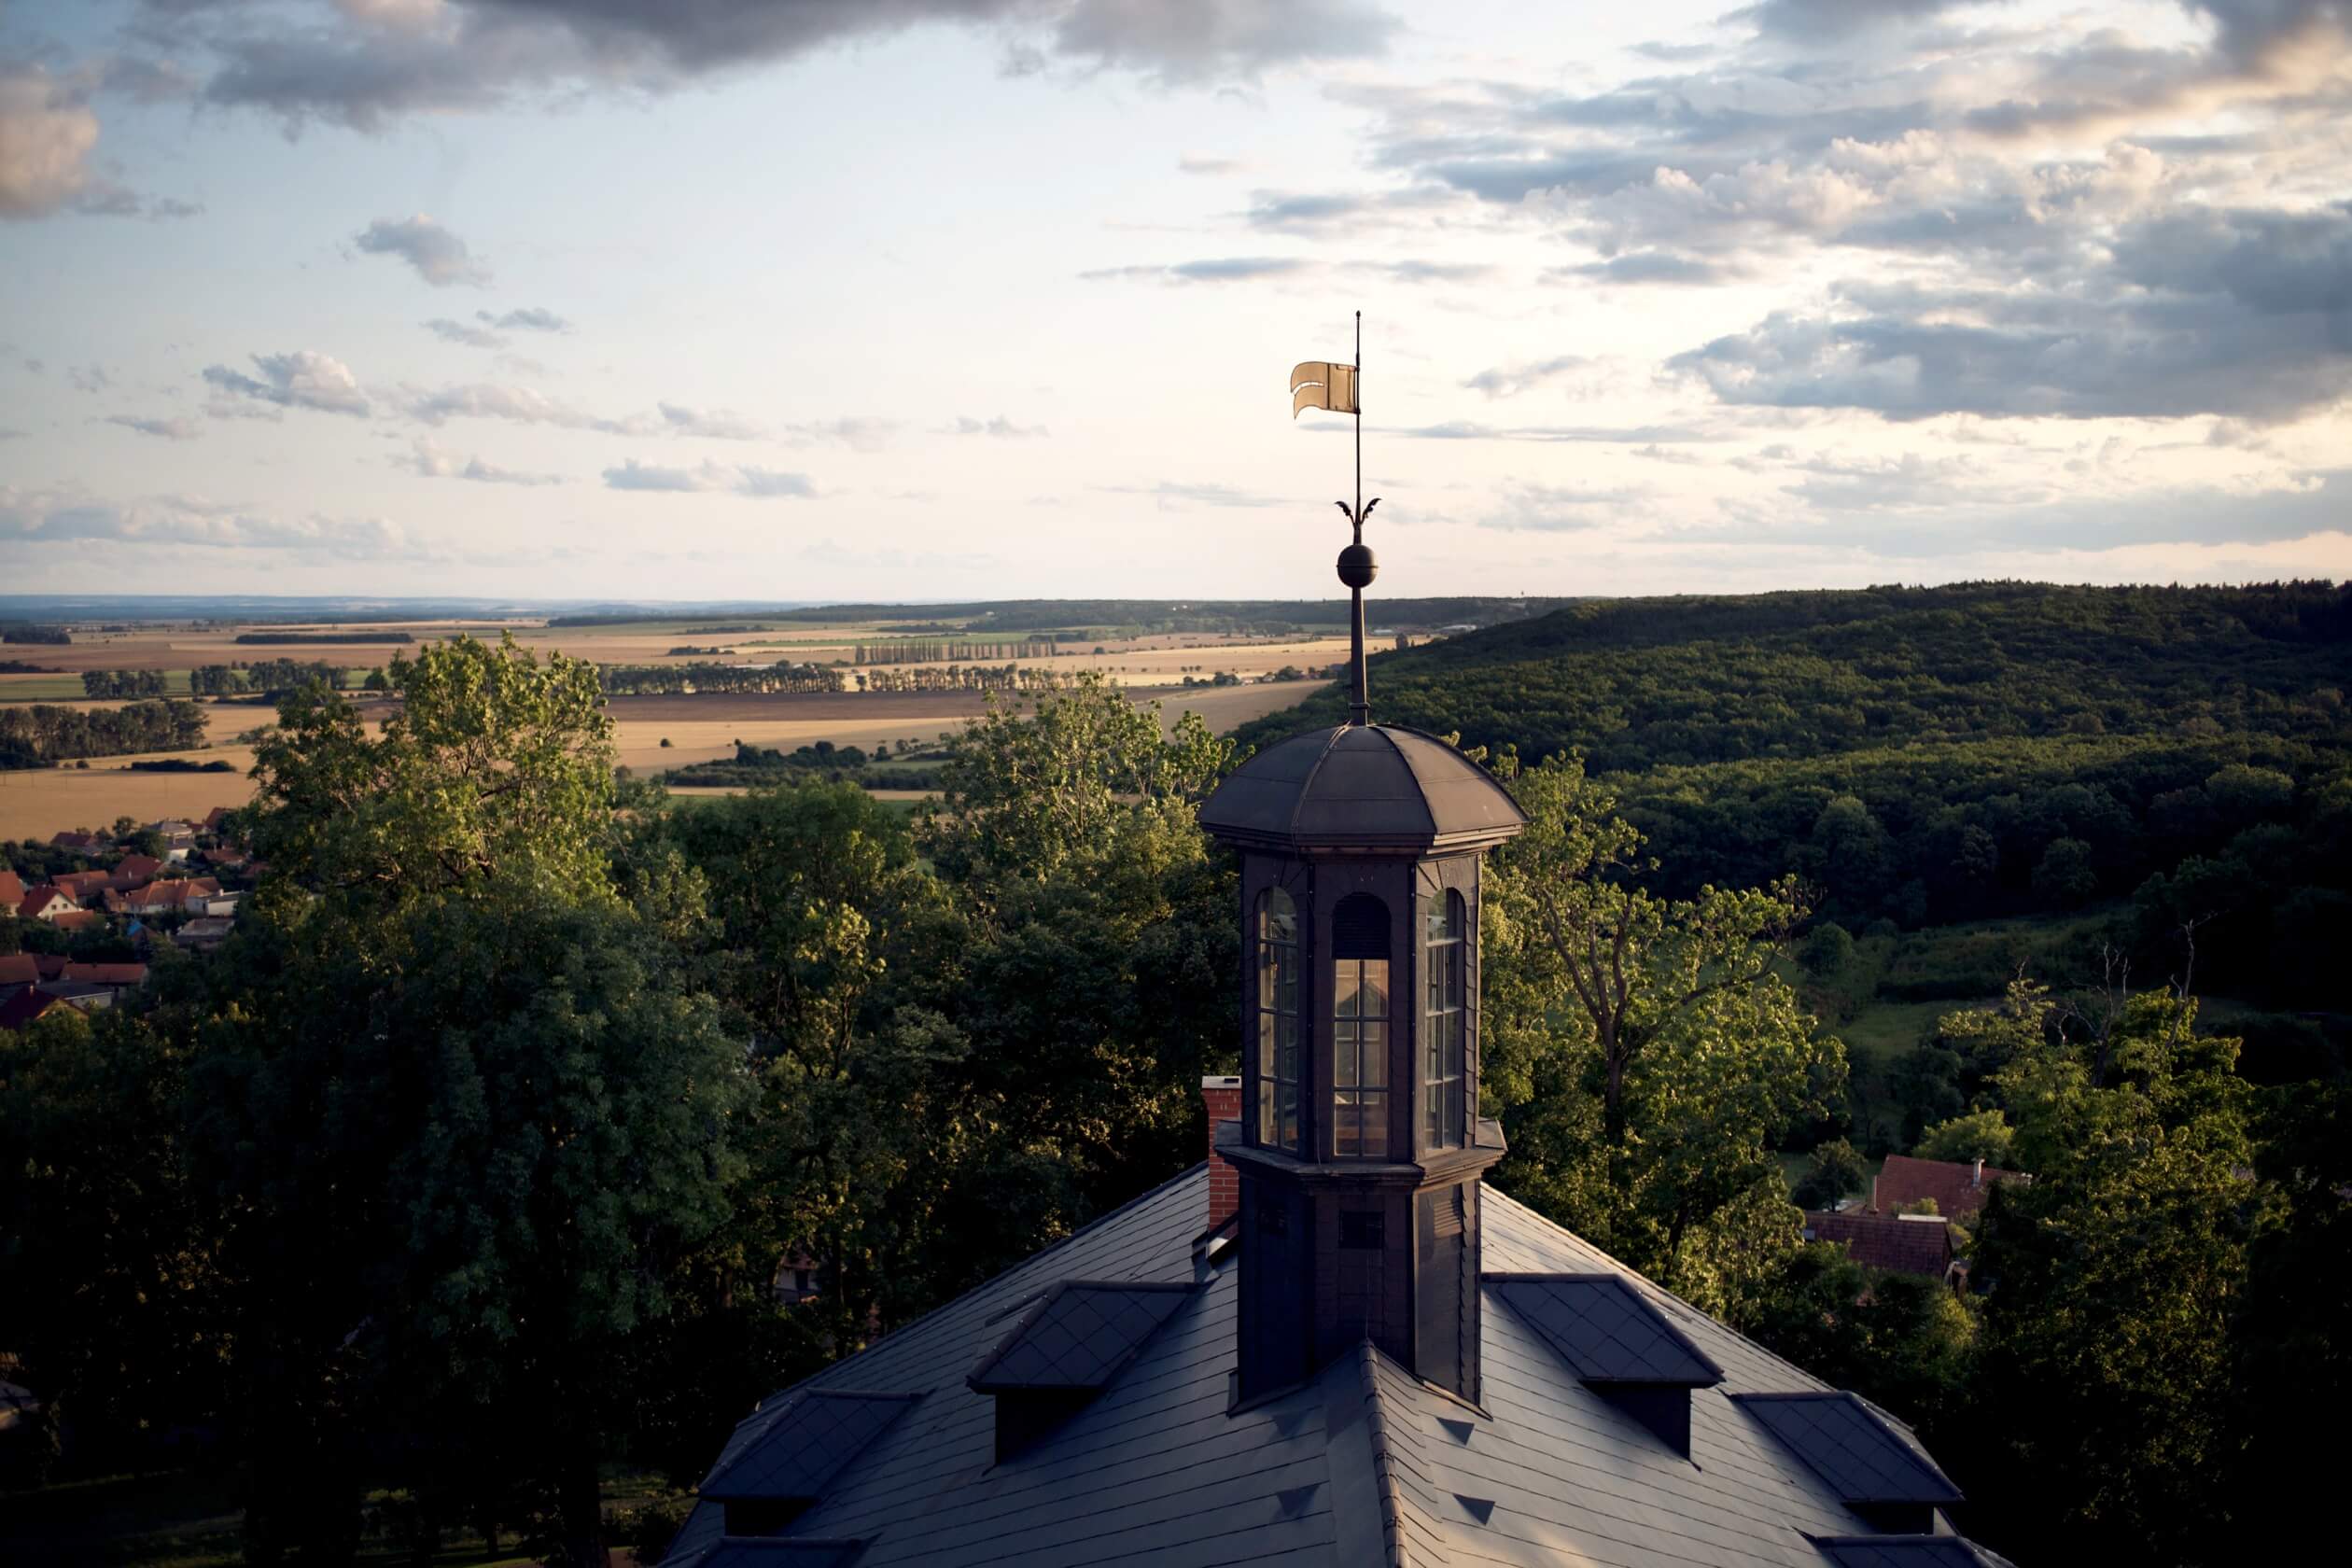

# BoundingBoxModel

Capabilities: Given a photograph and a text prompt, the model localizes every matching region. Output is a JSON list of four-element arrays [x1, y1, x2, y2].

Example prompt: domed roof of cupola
[[1198, 722, 1528, 854]]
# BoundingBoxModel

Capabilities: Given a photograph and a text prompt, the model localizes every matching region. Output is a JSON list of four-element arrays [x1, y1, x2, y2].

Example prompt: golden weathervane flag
[[1290, 360, 1358, 417]]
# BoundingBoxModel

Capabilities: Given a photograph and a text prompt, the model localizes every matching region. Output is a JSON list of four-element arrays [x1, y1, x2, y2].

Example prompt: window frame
[[1254, 887, 1302, 1153], [1422, 889, 1468, 1150]]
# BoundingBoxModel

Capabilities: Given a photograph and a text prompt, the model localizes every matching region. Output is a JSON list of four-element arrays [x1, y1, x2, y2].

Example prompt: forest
[[0, 606, 2343, 1568]]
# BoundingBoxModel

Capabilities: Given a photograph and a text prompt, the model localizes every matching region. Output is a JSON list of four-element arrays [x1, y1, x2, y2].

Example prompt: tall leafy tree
[[1480, 752, 1845, 1315], [191, 633, 742, 1568], [1962, 986, 2269, 1562]]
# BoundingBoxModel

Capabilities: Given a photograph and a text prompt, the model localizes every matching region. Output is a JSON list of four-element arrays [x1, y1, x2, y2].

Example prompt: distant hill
[[1234, 581, 2352, 1010], [1235, 581, 2352, 767]]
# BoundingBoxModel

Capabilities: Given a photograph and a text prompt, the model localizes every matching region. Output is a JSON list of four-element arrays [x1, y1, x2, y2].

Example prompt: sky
[[1, 0, 2348, 603]]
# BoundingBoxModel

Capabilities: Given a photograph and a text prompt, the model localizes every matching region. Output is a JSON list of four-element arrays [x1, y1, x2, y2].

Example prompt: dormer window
[[1423, 890, 1467, 1149], [1255, 889, 1301, 1153], [1331, 893, 1391, 1158]]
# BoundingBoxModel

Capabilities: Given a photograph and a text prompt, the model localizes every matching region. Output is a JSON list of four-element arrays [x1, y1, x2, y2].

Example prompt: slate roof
[[967, 1281, 1193, 1392], [1813, 1539, 1992, 1568], [667, 1167, 1998, 1568], [1730, 1394, 1965, 1507], [1487, 1274, 1724, 1386], [1197, 724, 1528, 854], [701, 1391, 925, 1503]]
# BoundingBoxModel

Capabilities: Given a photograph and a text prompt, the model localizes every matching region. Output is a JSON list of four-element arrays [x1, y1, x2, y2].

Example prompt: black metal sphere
[[1337, 541, 1378, 588]]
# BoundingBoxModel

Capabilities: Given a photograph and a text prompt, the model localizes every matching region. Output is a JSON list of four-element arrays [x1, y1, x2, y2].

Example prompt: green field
[[1, 672, 203, 700]]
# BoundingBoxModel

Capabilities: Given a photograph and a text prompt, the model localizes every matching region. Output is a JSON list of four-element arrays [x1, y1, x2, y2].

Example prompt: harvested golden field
[[15, 619, 1356, 696], [0, 679, 1326, 843]]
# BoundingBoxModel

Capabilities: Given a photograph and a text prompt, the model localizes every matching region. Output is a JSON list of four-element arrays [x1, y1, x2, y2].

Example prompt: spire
[[1333, 309, 1377, 726]]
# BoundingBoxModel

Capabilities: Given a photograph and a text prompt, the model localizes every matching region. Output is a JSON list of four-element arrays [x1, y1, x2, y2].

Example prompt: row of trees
[[853, 662, 1058, 693], [189, 660, 365, 697], [0, 700, 209, 768], [851, 639, 1059, 664], [79, 669, 172, 698], [597, 662, 845, 695], [1, 623, 71, 645]]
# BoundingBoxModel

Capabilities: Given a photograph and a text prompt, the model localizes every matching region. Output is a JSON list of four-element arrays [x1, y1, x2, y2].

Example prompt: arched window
[[1255, 888, 1300, 1153], [1423, 890, 1467, 1149], [1331, 893, 1390, 1158]]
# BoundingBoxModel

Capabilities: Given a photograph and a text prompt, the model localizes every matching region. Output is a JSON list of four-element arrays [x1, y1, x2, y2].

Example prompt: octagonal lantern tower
[[1197, 517, 1527, 1407]]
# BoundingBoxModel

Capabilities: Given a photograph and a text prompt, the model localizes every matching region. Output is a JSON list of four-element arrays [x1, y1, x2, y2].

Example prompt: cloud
[[1673, 204, 2352, 425], [1079, 255, 1313, 284], [397, 437, 563, 485], [426, 316, 503, 347], [202, 350, 371, 416], [658, 401, 763, 440], [1179, 152, 1245, 175], [602, 458, 814, 497], [941, 414, 1049, 438], [481, 305, 568, 331], [191, 0, 1399, 132], [0, 66, 99, 219], [403, 381, 597, 427], [1729, 0, 1967, 44], [0, 484, 428, 560], [1555, 251, 1735, 286], [105, 413, 203, 440], [1477, 481, 1642, 532], [354, 213, 489, 286], [1097, 480, 1291, 508], [1463, 354, 1595, 399]]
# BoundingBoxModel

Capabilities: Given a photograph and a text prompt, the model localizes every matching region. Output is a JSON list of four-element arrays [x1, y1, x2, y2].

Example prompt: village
[[1, 808, 251, 1032]]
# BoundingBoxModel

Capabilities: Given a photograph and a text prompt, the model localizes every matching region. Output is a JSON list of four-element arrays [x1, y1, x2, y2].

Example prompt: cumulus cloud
[[189, 0, 1397, 132], [203, 350, 371, 416], [397, 437, 563, 484], [602, 458, 814, 497], [354, 213, 490, 286], [105, 413, 203, 440], [0, 66, 100, 219]]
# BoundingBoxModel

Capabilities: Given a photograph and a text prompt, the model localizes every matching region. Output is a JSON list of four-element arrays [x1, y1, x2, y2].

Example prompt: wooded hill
[[1235, 582, 2352, 1008]]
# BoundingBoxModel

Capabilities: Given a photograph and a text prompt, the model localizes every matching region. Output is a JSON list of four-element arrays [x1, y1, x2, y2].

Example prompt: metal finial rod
[[1330, 312, 1378, 726]]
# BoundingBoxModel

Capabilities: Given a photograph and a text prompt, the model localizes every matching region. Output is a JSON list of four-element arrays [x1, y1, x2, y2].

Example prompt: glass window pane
[[1361, 959, 1388, 1014], [1361, 1025, 1387, 1085], [1360, 1093, 1388, 1158], [1258, 1082, 1275, 1144]]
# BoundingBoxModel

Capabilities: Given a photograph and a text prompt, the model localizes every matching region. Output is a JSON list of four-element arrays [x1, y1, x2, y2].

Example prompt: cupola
[[1197, 499, 1526, 1407]]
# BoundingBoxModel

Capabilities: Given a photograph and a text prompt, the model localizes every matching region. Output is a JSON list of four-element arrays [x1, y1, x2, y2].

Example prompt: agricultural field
[[0, 613, 1334, 839]]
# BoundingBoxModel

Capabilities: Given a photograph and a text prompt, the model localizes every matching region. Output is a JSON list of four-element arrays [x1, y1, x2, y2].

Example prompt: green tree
[[1743, 1242, 1975, 1433], [189, 632, 735, 1568], [1482, 752, 1845, 1315], [247, 632, 616, 905], [2031, 835, 2099, 906], [1914, 1107, 2015, 1166], [1963, 986, 2268, 1561], [1790, 1138, 1867, 1211]]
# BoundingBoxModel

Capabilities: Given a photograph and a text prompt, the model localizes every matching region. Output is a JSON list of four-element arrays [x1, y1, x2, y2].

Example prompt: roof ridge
[[1354, 1341, 1415, 1568], [1285, 724, 1351, 840], [1365, 724, 1438, 836]]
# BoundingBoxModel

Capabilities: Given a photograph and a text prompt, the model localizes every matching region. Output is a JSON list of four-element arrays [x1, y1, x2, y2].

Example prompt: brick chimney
[[1202, 1075, 1241, 1232]]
